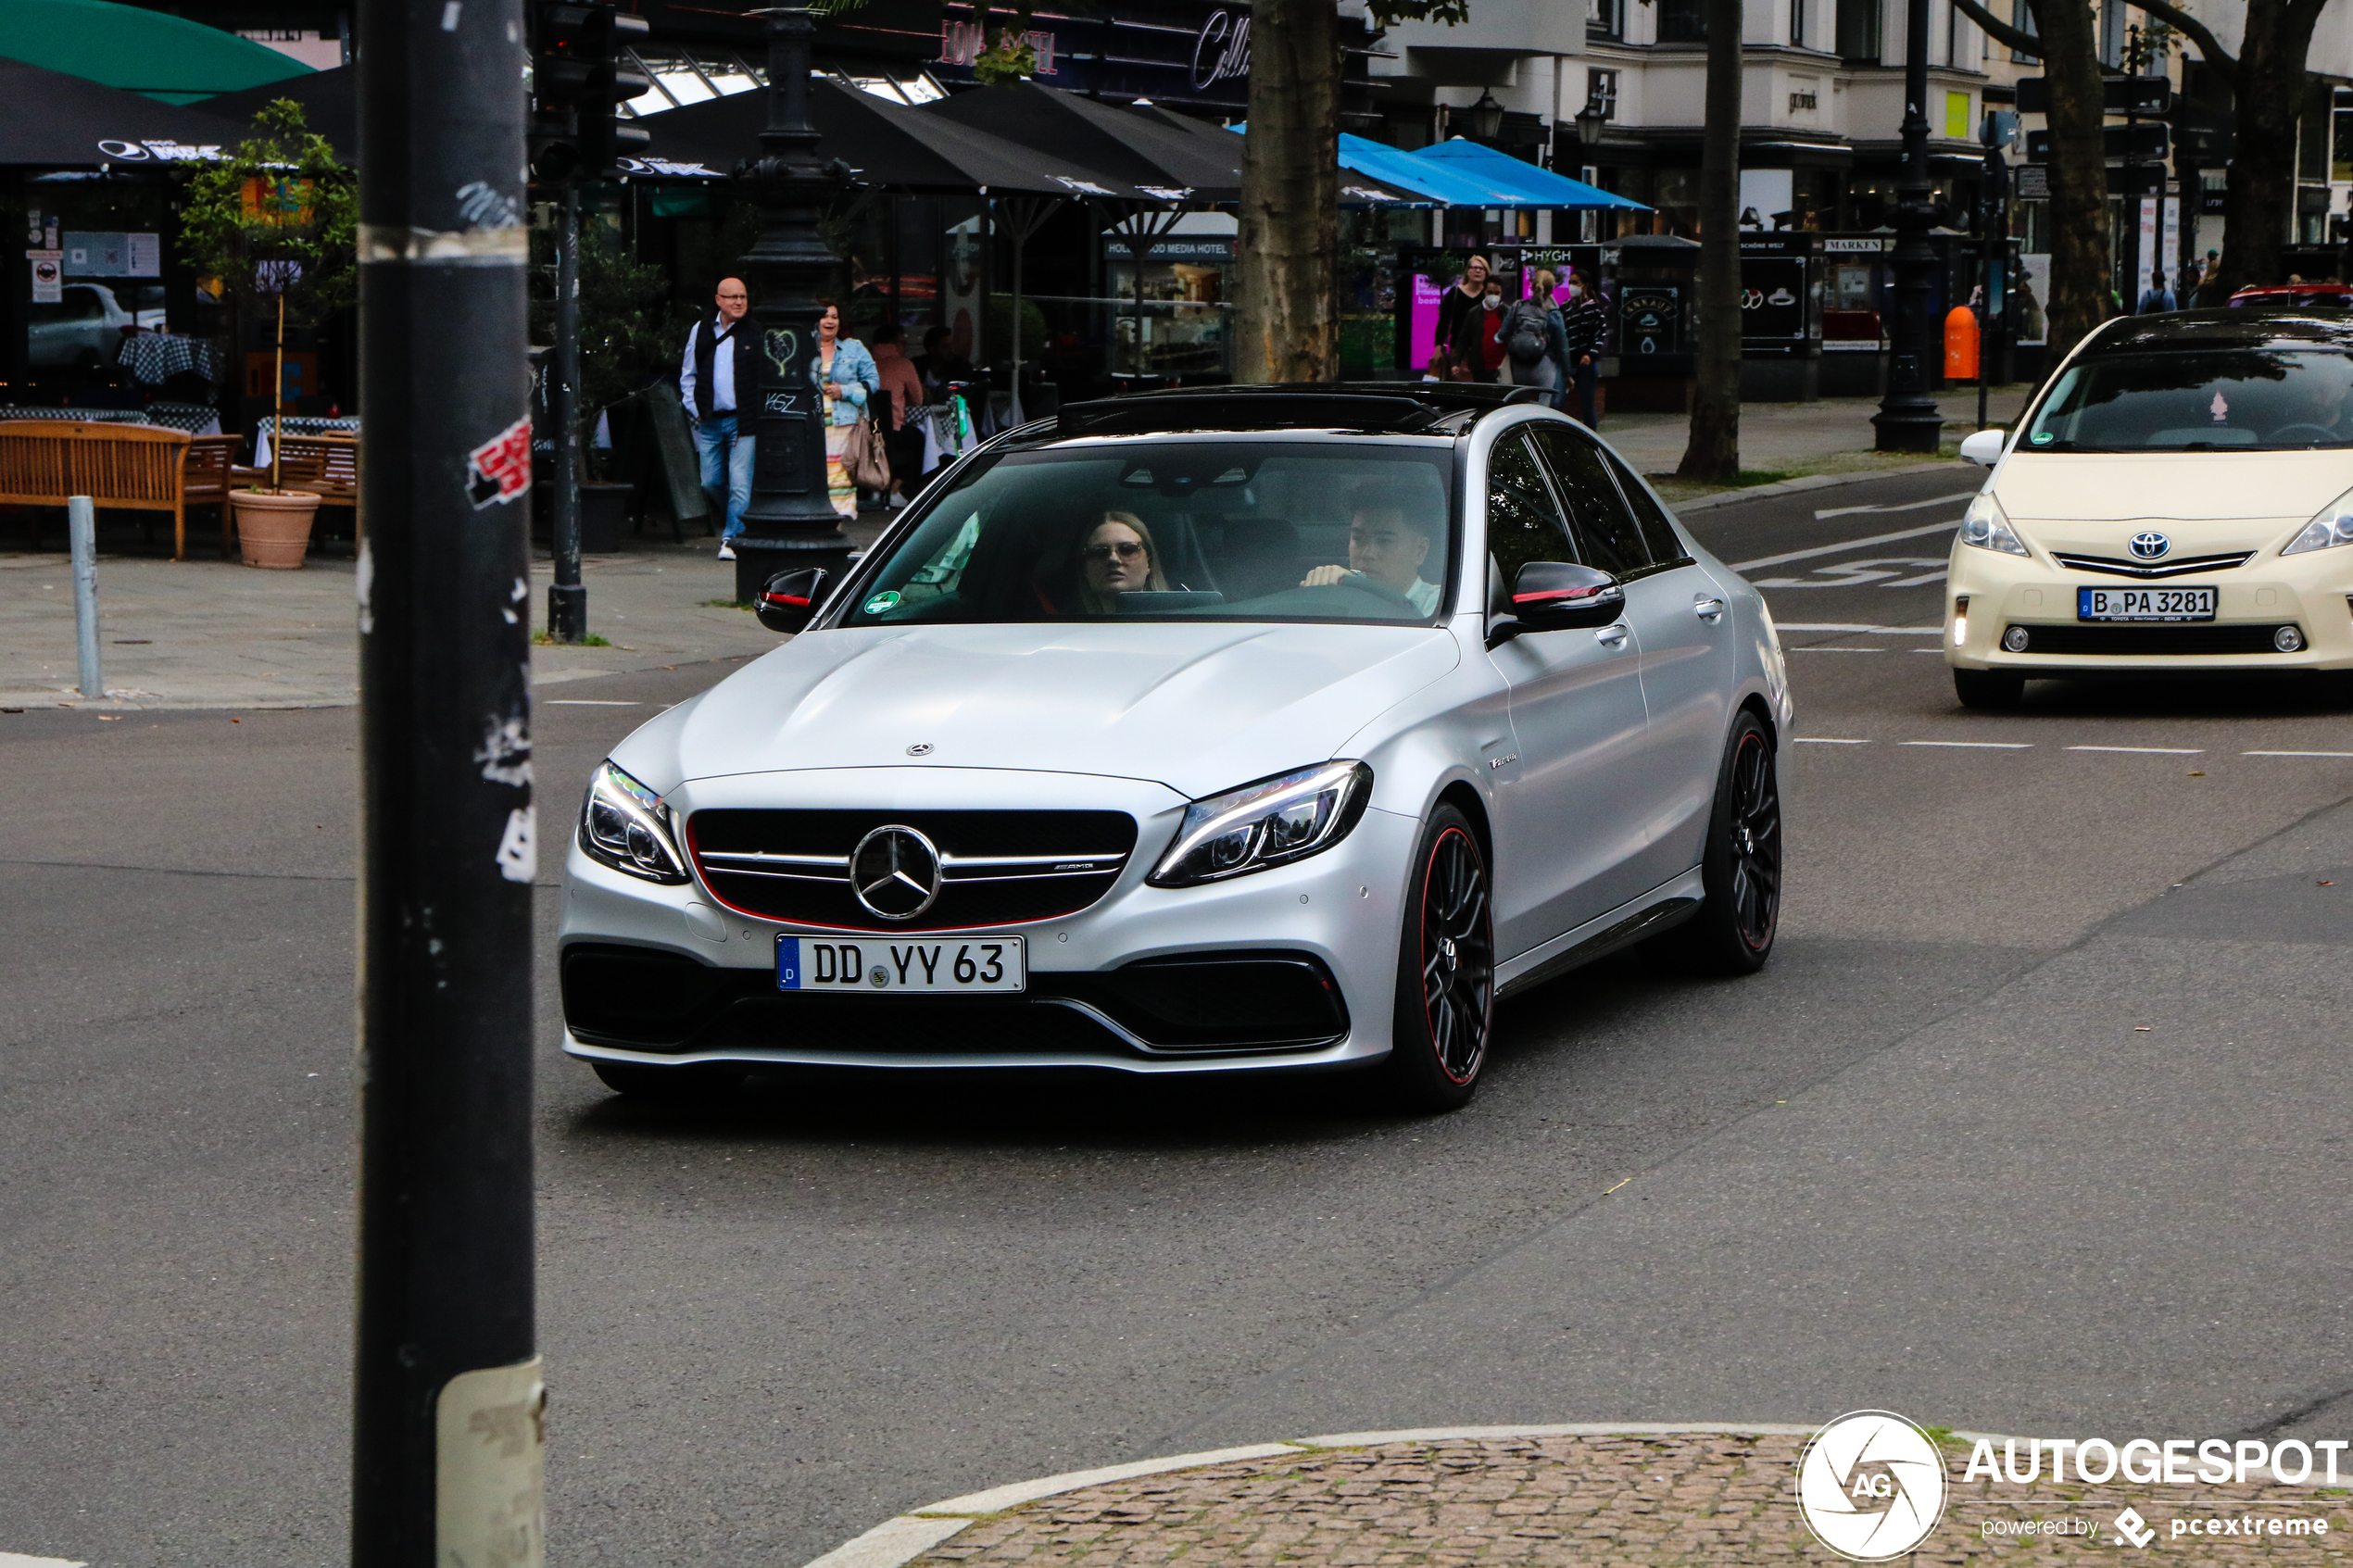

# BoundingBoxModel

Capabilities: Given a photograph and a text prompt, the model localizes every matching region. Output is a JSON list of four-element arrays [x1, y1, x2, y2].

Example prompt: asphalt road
[[3, 464, 2349, 1567]]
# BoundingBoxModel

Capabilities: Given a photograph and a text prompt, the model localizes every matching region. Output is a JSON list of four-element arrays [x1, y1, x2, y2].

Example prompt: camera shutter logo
[[1795, 1411, 1948, 1561]]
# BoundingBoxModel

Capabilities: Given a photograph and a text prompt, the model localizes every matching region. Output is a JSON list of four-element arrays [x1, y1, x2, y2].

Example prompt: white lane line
[[2067, 745, 2206, 755], [1900, 740, 2033, 748], [1730, 519, 1964, 572], [1776, 623, 1944, 633], [0, 1552, 89, 1567], [1793, 737, 1870, 745], [2245, 749, 2353, 757], [1813, 491, 1981, 521], [545, 699, 641, 706], [1791, 646, 1882, 652]]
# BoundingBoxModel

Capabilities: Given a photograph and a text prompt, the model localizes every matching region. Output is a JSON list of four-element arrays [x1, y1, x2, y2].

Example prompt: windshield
[[2024, 349, 2353, 451], [842, 440, 1457, 627]]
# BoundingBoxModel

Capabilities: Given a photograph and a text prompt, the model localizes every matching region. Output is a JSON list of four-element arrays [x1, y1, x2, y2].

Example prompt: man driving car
[[1301, 496, 1442, 614]]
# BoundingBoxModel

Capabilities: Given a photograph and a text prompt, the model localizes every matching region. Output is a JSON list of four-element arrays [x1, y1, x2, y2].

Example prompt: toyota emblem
[[2129, 530, 2171, 559], [849, 825, 943, 921]]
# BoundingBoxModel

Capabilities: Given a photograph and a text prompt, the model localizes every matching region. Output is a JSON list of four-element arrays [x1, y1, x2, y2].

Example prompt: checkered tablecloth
[[145, 403, 224, 436], [0, 407, 149, 424], [114, 333, 220, 387], [253, 415, 361, 468]]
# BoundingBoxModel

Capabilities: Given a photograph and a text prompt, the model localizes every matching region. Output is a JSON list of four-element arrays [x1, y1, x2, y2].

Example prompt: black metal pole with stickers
[[352, 0, 544, 1557], [730, 5, 854, 605], [1871, 0, 1944, 453], [550, 182, 586, 642]]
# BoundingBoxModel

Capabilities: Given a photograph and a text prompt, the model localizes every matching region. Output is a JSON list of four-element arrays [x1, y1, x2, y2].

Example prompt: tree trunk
[[1676, 0, 1742, 482], [1236, 0, 1338, 383], [2034, 0, 2112, 355], [2217, 0, 2325, 295]]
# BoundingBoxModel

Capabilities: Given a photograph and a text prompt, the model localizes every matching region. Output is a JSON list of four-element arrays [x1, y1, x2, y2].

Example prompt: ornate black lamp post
[[1871, 0, 1944, 452], [731, 6, 852, 604]]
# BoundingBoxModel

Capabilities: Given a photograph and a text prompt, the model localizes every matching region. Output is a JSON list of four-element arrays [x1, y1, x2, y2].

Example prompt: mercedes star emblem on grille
[[850, 825, 944, 920], [2129, 531, 2171, 559]]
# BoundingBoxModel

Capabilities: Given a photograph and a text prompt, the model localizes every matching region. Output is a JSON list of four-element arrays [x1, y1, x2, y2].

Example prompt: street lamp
[[1870, 0, 1942, 451], [1466, 89, 1505, 143], [1575, 91, 1612, 243], [730, 6, 853, 603]]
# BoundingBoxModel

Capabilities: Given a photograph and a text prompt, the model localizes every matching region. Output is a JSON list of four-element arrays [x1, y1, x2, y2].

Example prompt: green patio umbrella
[[2, 0, 314, 104]]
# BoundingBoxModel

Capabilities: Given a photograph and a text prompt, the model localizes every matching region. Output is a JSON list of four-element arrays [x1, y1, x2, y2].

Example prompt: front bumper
[[558, 766, 1418, 1075], [1944, 545, 2353, 672]]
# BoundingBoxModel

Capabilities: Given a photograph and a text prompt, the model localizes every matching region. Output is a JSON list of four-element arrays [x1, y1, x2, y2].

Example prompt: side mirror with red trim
[[754, 568, 828, 634], [1504, 560, 1624, 633]]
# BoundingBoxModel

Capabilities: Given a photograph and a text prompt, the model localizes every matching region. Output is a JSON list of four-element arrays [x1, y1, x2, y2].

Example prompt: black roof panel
[[1053, 382, 1542, 438], [2084, 308, 2353, 356]]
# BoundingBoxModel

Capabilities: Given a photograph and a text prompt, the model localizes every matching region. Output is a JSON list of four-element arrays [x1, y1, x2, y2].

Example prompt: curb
[[1670, 459, 1961, 514], [798, 1423, 2023, 1568]]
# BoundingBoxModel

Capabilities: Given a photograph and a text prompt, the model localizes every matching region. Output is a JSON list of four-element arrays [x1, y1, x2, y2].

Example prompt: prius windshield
[[843, 439, 1458, 627], [2024, 348, 2353, 451]]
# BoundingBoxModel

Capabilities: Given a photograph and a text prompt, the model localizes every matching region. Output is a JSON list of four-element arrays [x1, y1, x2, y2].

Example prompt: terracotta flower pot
[[233, 488, 321, 570]]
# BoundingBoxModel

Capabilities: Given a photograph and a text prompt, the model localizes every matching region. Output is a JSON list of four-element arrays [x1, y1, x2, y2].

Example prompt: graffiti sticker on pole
[[466, 416, 533, 508]]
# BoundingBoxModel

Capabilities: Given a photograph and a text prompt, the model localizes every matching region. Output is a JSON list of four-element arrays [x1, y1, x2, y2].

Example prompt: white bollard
[[69, 495, 101, 700]]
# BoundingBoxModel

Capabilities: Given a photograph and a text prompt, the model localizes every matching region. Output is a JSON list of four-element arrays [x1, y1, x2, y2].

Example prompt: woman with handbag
[[816, 300, 882, 518]]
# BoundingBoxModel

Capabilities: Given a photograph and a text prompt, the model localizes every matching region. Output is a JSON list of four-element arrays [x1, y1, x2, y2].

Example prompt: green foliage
[[179, 100, 356, 328], [974, 28, 1039, 85], [986, 296, 1049, 358], [529, 215, 677, 436]]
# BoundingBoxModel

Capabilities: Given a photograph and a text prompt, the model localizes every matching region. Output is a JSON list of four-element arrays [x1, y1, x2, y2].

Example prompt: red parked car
[[2229, 282, 2353, 309]]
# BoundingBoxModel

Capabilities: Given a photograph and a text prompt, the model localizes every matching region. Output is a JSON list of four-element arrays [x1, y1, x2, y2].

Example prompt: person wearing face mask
[[1448, 277, 1508, 383], [1559, 269, 1608, 428]]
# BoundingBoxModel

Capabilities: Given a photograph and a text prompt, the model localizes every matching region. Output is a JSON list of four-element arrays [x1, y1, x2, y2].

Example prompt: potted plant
[[181, 100, 356, 568]]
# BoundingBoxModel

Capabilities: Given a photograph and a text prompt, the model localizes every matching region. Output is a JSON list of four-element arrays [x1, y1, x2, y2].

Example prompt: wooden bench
[[0, 420, 203, 559]]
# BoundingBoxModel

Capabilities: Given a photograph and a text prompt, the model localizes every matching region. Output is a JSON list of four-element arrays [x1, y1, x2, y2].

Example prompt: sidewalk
[[0, 533, 824, 710], [1612, 385, 2029, 504], [818, 1431, 2353, 1568]]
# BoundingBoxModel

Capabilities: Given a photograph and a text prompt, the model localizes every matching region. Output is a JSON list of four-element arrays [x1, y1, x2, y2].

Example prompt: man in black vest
[[679, 277, 757, 559]]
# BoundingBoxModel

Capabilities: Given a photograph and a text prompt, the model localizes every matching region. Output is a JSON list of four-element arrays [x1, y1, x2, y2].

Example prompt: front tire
[[1378, 805, 1496, 1112], [1668, 711, 1782, 975], [1954, 668, 2024, 709]]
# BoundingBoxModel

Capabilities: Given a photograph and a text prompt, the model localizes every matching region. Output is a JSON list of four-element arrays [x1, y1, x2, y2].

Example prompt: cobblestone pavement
[[912, 1436, 2353, 1565]]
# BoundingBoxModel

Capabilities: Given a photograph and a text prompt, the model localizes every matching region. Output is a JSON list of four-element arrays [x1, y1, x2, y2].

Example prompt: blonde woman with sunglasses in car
[[1076, 511, 1168, 613]]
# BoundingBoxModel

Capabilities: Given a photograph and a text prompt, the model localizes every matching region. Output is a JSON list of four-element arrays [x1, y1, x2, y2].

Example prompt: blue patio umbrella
[[1406, 137, 1651, 210]]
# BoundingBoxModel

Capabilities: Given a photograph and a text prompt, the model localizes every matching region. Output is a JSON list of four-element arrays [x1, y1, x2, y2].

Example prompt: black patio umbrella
[[924, 82, 1239, 203], [635, 79, 1155, 199], [0, 56, 245, 167], [198, 64, 354, 162]]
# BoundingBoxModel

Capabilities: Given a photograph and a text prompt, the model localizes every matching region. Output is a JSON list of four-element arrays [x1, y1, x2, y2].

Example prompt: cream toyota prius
[[1948, 310, 2353, 707], [560, 386, 1792, 1111]]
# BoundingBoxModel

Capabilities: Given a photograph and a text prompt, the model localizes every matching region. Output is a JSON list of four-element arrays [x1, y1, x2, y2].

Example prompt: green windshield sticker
[[2031, 430, 2054, 444], [863, 590, 902, 614]]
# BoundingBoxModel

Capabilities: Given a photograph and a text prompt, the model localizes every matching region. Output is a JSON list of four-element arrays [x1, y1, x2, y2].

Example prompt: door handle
[[1694, 596, 1727, 623], [1594, 622, 1630, 649]]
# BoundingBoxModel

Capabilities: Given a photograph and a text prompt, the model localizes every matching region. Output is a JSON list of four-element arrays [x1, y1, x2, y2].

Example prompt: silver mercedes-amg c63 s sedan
[[560, 384, 1792, 1110]]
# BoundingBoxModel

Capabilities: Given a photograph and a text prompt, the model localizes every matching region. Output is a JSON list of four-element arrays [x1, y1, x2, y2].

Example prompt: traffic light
[[527, 1, 650, 184]]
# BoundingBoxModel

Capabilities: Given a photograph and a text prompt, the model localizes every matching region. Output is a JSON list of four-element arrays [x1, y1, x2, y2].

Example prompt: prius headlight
[[1957, 492, 2030, 556], [2282, 486, 2353, 555], [1149, 760, 1373, 887], [578, 761, 689, 884]]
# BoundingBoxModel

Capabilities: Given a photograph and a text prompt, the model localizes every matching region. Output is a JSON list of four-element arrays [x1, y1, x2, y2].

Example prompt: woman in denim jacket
[[816, 299, 880, 518]]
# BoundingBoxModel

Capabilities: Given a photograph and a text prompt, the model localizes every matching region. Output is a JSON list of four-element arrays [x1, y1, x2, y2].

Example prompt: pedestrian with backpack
[[1504, 274, 1560, 395]]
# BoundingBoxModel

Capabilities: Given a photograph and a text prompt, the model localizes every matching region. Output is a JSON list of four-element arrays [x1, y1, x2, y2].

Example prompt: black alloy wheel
[[1382, 804, 1496, 1111], [1669, 710, 1783, 975]]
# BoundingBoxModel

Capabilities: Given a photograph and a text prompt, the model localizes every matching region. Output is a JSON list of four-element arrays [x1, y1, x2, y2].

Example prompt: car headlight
[[578, 761, 688, 884], [1149, 760, 1373, 887], [2282, 486, 2353, 555], [1957, 492, 2029, 556]]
